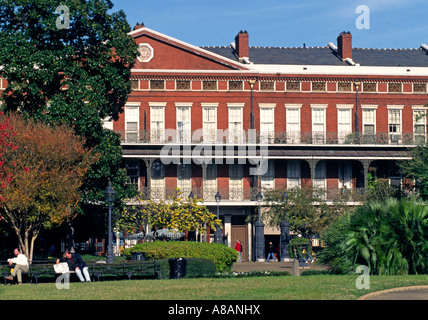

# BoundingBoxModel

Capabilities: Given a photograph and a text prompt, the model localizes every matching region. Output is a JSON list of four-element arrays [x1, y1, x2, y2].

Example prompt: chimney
[[133, 22, 145, 31], [235, 30, 249, 61], [337, 31, 352, 61]]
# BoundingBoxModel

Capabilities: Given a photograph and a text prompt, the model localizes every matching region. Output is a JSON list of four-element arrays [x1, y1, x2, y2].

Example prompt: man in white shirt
[[5, 248, 29, 284]]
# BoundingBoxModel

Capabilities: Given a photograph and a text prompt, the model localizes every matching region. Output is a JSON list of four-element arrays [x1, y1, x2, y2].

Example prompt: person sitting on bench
[[5, 248, 29, 285], [56, 249, 91, 282]]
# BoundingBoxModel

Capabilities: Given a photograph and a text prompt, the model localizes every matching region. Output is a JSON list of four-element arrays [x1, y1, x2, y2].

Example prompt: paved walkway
[[359, 286, 428, 300], [231, 260, 326, 274]]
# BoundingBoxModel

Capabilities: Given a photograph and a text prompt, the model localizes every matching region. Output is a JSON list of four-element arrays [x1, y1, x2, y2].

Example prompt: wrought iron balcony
[[116, 129, 422, 146]]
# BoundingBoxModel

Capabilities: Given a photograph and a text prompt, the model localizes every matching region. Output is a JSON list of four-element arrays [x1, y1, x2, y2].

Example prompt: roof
[[203, 46, 428, 67]]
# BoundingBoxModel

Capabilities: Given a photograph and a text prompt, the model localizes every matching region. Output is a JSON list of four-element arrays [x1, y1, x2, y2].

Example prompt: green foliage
[[399, 145, 428, 200], [0, 0, 139, 209], [262, 186, 348, 237], [123, 241, 237, 273], [318, 197, 428, 275], [288, 237, 312, 259]]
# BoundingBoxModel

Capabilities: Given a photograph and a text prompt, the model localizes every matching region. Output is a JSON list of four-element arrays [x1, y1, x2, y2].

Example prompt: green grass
[[1, 274, 427, 300]]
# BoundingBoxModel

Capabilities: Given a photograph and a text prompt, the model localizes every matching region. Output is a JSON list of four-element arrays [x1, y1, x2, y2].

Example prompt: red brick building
[[90, 26, 428, 260]]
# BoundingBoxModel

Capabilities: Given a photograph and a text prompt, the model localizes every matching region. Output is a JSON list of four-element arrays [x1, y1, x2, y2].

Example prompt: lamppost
[[280, 192, 291, 261], [255, 191, 265, 261], [105, 181, 116, 264], [214, 192, 222, 243], [354, 79, 361, 143], [249, 78, 257, 131]]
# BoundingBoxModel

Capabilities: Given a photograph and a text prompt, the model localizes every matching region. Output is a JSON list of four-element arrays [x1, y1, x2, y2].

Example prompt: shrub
[[123, 241, 237, 272], [318, 198, 428, 275]]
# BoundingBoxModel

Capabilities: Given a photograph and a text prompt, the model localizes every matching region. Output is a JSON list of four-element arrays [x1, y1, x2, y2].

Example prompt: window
[[259, 105, 275, 143], [413, 109, 427, 144], [362, 107, 377, 143], [176, 104, 191, 143], [176, 80, 191, 90], [202, 105, 217, 143], [286, 82, 300, 91], [285, 105, 301, 143], [151, 160, 165, 199], [311, 106, 326, 144], [287, 160, 301, 188], [338, 161, 352, 189], [228, 105, 244, 143], [414, 83, 427, 93], [203, 81, 217, 91], [131, 80, 139, 90], [229, 81, 243, 91], [229, 164, 243, 200], [388, 83, 402, 93], [125, 104, 140, 142], [314, 161, 326, 199], [177, 164, 192, 197], [204, 164, 217, 201], [312, 82, 326, 91], [260, 82, 275, 91], [261, 161, 275, 191], [363, 83, 377, 92], [337, 106, 352, 143], [150, 80, 165, 90], [338, 82, 352, 92], [150, 103, 165, 143], [388, 107, 402, 144], [126, 160, 140, 187]]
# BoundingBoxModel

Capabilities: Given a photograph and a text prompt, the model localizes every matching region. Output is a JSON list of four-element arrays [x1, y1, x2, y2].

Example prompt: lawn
[[1, 274, 427, 300]]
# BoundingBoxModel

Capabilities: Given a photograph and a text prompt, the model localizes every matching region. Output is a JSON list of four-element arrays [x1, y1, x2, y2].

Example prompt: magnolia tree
[[119, 189, 221, 239], [0, 114, 94, 261]]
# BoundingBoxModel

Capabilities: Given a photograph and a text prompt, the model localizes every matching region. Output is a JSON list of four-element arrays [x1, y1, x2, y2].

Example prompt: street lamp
[[214, 192, 222, 243], [280, 192, 291, 261], [255, 191, 265, 261], [354, 79, 361, 143], [105, 181, 116, 264]]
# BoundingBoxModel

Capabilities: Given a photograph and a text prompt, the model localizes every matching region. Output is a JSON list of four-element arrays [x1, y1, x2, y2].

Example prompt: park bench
[[1, 260, 68, 284], [89, 260, 162, 281]]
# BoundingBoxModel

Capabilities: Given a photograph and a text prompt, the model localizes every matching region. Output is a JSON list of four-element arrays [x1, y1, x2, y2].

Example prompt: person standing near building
[[5, 248, 29, 285], [266, 242, 276, 262], [234, 240, 242, 262]]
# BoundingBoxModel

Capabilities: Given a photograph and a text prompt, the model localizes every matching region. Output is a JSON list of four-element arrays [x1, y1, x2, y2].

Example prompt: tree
[[0, 114, 94, 262], [119, 189, 221, 238], [0, 0, 139, 209], [399, 145, 428, 200], [261, 186, 348, 238]]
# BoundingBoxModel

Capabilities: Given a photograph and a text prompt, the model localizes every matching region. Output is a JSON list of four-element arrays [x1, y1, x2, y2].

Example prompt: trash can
[[169, 258, 187, 279], [131, 252, 145, 261]]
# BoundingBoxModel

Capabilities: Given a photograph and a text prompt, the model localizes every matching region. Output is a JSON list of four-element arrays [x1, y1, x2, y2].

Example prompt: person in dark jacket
[[266, 242, 276, 262], [56, 249, 91, 282]]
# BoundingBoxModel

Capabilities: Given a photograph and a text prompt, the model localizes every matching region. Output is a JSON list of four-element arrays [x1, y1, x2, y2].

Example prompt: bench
[[1, 260, 62, 284], [2, 259, 162, 284], [89, 260, 162, 281]]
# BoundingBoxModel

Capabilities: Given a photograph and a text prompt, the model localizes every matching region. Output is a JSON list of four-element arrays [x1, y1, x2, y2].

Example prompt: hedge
[[123, 241, 237, 272]]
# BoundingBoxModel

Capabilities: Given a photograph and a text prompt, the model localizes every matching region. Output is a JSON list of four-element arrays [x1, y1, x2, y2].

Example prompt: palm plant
[[318, 198, 428, 275]]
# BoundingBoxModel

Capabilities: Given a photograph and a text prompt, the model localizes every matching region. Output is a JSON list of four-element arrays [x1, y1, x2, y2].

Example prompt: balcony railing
[[136, 186, 366, 203], [117, 130, 423, 146]]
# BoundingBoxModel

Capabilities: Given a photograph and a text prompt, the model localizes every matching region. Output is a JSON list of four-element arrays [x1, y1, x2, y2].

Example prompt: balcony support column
[[143, 158, 154, 198], [307, 159, 320, 183], [201, 163, 207, 200], [360, 159, 372, 192]]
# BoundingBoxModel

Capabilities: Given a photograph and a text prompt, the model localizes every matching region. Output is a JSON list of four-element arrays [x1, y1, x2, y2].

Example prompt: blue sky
[[111, 0, 428, 49]]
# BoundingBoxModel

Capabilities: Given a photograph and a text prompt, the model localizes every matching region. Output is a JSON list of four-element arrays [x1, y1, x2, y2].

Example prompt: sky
[[110, 0, 428, 49]]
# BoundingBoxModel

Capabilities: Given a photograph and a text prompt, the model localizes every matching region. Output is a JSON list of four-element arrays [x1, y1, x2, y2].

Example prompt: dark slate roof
[[202, 46, 428, 67]]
